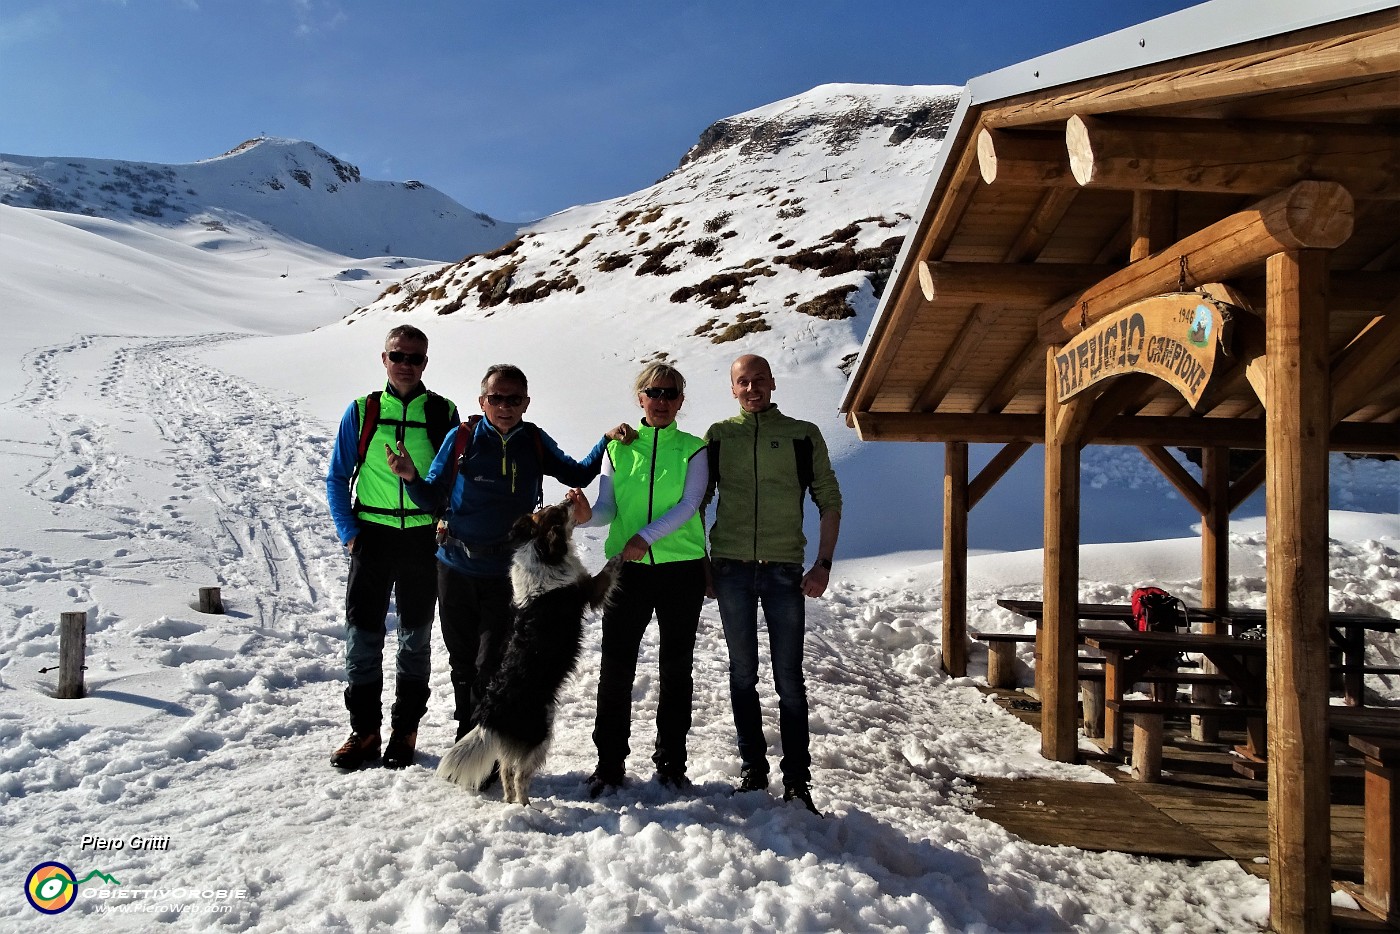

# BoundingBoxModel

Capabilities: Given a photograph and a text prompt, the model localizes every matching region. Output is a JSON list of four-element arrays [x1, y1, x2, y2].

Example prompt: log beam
[[848, 411, 1399, 453], [1068, 115, 1400, 199], [919, 261, 1120, 305], [977, 127, 1076, 187], [969, 442, 1032, 509], [1228, 456, 1268, 514], [1040, 181, 1354, 342], [1139, 445, 1209, 515]]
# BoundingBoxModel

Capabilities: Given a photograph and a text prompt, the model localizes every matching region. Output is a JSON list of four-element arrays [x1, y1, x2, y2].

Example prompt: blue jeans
[[711, 558, 810, 784]]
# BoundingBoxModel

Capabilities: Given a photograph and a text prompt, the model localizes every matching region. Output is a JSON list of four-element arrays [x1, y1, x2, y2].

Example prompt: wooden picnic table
[[1000, 599, 1400, 706], [1082, 630, 1267, 758]]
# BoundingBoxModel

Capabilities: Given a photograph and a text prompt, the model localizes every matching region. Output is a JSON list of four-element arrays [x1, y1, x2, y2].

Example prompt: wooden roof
[[842, 2, 1400, 453]]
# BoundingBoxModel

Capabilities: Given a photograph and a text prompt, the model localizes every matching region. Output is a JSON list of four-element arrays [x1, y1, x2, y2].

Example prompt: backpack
[[1131, 586, 1190, 633], [354, 390, 454, 471]]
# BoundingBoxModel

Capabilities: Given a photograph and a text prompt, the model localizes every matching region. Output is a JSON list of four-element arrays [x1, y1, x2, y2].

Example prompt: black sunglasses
[[641, 387, 681, 400], [484, 393, 525, 407], [386, 350, 427, 365]]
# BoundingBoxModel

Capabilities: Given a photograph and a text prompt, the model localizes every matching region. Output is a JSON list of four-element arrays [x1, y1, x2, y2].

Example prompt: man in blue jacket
[[325, 325, 457, 770], [388, 363, 632, 752]]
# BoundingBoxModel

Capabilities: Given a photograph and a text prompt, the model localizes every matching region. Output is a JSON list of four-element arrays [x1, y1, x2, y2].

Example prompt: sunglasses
[[483, 393, 525, 408], [641, 387, 681, 400], [386, 350, 427, 365]]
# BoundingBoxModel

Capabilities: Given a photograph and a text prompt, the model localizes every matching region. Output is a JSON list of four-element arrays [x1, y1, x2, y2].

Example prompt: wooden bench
[[1106, 699, 1265, 782], [970, 631, 1034, 689]]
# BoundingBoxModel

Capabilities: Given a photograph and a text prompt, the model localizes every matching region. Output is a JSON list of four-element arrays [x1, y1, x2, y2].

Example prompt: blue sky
[[2, 0, 1200, 221]]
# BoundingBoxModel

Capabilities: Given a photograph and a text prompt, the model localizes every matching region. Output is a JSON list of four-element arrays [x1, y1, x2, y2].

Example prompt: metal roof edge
[[967, 0, 1396, 106]]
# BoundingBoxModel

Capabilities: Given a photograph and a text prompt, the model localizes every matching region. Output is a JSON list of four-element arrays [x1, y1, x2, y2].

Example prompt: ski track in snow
[[0, 331, 1281, 932]]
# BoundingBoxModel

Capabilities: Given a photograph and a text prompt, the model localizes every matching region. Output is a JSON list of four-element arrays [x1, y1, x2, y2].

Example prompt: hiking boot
[[783, 781, 820, 815], [735, 765, 769, 793], [587, 763, 625, 799], [382, 730, 417, 770], [655, 764, 692, 792], [330, 731, 381, 769]]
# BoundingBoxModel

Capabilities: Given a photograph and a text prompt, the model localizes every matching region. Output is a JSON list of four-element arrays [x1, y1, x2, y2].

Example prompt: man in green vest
[[325, 325, 457, 770], [705, 353, 842, 814]]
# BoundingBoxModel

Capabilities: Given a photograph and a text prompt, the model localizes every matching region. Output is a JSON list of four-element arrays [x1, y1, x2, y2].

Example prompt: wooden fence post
[[198, 587, 224, 614], [57, 611, 86, 699]]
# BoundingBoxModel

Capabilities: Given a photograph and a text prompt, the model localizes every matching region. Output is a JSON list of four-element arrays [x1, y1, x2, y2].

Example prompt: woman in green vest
[[575, 362, 708, 798]]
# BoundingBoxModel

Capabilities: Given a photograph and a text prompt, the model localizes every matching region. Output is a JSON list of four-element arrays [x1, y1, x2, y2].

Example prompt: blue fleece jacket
[[405, 417, 607, 577]]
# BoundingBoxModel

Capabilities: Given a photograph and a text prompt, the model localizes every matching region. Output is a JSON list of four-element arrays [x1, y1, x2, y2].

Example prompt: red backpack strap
[[354, 391, 383, 467], [442, 414, 482, 491]]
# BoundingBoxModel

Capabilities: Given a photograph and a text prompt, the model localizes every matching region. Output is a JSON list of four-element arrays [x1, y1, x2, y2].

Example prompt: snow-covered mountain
[[0, 137, 513, 261], [352, 84, 960, 371]]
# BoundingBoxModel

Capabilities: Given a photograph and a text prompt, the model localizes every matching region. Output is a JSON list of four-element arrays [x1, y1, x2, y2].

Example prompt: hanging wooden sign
[[1053, 292, 1230, 408]]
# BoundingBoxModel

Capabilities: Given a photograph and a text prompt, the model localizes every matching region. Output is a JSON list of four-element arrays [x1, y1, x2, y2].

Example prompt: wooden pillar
[[1042, 348, 1082, 762], [942, 441, 969, 677], [1193, 447, 1231, 741], [1200, 447, 1230, 619], [57, 611, 86, 699], [1265, 249, 1332, 934]]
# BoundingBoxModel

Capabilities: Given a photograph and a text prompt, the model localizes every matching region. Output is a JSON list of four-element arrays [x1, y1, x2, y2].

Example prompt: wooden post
[[199, 587, 224, 614], [1131, 713, 1165, 782], [943, 441, 969, 677], [1265, 249, 1332, 934], [1042, 348, 1084, 762], [1081, 680, 1105, 739], [1193, 446, 1229, 742], [986, 643, 1017, 689], [57, 611, 86, 699]]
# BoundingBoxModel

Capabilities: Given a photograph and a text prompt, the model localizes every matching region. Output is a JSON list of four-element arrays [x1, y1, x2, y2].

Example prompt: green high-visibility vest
[[353, 390, 444, 529], [604, 422, 706, 564]]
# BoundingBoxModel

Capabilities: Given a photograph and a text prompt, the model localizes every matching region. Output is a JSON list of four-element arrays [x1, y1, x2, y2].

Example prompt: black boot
[[385, 679, 429, 769], [345, 680, 382, 735]]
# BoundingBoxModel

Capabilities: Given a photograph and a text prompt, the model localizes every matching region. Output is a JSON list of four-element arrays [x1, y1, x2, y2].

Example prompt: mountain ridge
[[0, 136, 513, 262], [351, 83, 962, 379]]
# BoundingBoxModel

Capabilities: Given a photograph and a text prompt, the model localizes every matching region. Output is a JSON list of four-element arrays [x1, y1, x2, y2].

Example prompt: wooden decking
[[971, 688, 1391, 932]]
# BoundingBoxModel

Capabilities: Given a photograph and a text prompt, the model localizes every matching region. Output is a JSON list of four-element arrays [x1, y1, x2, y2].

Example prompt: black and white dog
[[437, 501, 618, 805]]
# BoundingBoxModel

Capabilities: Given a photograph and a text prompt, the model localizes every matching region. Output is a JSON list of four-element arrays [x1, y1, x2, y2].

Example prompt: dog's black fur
[[437, 502, 618, 805]]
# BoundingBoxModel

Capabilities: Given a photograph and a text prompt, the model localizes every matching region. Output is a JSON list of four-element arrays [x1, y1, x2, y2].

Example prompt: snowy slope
[[0, 137, 515, 261], [0, 83, 1396, 932]]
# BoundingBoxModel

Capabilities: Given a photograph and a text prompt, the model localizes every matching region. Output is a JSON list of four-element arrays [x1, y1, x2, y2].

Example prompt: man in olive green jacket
[[704, 354, 841, 814]]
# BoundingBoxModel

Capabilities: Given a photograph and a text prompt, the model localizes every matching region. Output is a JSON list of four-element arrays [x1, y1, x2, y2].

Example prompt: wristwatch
[[815, 557, 833, 570]]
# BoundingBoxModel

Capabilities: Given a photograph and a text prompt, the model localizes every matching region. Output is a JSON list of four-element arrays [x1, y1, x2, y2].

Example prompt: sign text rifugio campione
[[1053, 292, 1231, 409]]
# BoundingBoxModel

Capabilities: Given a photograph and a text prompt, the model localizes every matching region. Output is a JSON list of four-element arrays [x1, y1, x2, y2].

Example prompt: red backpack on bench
[[1131, 587, 1189, 633]]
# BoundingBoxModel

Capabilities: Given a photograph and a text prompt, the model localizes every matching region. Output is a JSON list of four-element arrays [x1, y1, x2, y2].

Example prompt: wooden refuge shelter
[[840, 1, 1400, 930]]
